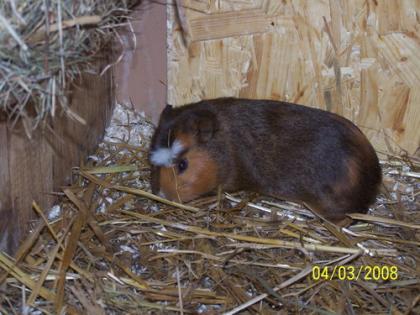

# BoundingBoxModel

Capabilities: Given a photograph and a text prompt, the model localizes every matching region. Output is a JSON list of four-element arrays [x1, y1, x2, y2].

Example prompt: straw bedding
[[0, 0, 138, 135], [0, 104, 419, 314]]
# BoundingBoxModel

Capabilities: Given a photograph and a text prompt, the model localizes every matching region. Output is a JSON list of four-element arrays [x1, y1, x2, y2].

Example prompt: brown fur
[[159, 148, 218, 202], [175, 132, 196, 148], [150, 98, 382, 223], [333, 158, 360, 200]]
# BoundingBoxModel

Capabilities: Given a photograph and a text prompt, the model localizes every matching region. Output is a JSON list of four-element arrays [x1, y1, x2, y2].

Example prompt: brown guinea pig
[[149, 98, 382, 223]]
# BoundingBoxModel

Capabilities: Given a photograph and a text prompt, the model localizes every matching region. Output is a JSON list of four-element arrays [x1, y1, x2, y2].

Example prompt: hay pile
[[0, 104, 419, 314], [0, 0, 138, 135]]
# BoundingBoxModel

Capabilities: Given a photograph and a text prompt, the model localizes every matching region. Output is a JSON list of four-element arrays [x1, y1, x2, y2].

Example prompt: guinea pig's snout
[[159, 166, 183, 202], [150, 146, 218, 203], [150, 165, 162, 196], [150, 168, 171, 200]]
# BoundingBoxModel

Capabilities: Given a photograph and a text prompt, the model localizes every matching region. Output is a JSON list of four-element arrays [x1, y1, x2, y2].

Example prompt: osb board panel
[[168, 0, 420, 157], [0, 57, 113, 254]]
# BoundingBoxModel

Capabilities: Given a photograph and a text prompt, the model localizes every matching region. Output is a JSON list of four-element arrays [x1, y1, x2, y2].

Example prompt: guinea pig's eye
[[177, 158, 188, 173]]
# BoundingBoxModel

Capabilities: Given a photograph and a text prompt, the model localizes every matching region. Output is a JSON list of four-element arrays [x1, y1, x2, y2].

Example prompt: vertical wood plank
[[0, 54, 113, 254], [0, 123, 17, 253], [114, 0, 167, 125], [8, 128, 54, 243], [52, 58, 113, 188]]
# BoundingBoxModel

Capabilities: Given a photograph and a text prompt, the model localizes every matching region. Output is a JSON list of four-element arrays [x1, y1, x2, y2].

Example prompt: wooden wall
[[0, 57, 113, 254], [168, 0, 420, 157], [114, 0, 167, 125]]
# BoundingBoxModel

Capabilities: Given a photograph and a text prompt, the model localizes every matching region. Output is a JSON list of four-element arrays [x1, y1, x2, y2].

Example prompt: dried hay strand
[[0, 104, 419, 314], [0, 0, 138, 135]]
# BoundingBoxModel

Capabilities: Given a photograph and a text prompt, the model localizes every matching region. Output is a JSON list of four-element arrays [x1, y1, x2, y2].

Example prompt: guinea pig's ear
[[157, 104, 174, 126], [161, 104, 173, 117], [191, 110, 218, 143]]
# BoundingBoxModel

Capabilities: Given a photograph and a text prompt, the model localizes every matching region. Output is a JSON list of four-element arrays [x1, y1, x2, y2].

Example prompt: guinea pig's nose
[[151, 171, 160, 195]]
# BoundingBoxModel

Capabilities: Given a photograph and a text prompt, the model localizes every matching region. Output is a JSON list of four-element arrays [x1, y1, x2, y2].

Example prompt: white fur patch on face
[[150, 140, 184, 167]]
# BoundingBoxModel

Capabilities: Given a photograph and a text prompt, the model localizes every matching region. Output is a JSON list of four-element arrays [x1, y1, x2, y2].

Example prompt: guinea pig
[[149, 98, 382, 223]]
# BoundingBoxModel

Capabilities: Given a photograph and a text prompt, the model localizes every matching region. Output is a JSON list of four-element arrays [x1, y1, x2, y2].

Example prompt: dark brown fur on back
[[150, 98, 382, 222]]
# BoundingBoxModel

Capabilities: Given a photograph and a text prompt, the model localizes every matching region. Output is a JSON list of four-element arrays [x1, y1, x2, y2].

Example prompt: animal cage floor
[[1, 103, 419, 315]]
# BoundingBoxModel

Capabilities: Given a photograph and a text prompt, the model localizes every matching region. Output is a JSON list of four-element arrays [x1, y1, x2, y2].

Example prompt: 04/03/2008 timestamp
[[311, 265, 398, 281]]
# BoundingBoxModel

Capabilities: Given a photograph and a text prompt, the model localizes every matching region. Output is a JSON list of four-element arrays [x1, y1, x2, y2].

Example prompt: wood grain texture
[[114, 0, 167, 125], [168, 0, 420, 156], [188, 9, 291, 41], [0, 123, 17, 252], [52, 57, 113, 187], [0, 54, 113, 254]]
